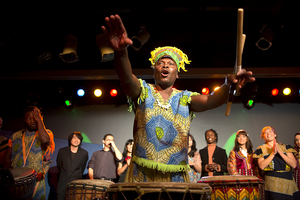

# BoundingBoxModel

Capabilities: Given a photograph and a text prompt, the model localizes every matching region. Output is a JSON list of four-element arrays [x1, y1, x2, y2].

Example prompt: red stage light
[[110, 89, 118, 97], [271, 88, 279, 96], [202, 87, 209, 95]]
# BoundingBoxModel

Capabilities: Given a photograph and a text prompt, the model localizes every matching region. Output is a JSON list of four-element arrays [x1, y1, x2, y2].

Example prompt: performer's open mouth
[[161, 69, 169, 77]]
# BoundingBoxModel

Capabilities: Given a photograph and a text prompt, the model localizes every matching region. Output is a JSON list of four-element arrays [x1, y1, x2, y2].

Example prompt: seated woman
[[253, 126, 299, 200], [227, 130, 260, 177]]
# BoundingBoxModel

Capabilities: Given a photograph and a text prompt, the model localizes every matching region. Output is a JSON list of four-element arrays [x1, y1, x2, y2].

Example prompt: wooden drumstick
[[225, 8, 246, 116]]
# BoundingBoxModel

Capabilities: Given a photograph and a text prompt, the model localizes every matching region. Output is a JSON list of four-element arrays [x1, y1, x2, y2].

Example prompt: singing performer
[[101, 14, 255, 182], [253, 126, 299, 199]]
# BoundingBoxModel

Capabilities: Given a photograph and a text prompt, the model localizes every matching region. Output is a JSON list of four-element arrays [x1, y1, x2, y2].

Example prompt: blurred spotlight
[[214, 86, 220, 91], [64, 100, 72, 107], [110, 89, 118, 97], [283, 87, 291, 96], [271, 88, 279, 96], [94, 89, 102, 97], [77, 89, 85, 97], [244, 84, 257, 110], [201, 87, 209, 95]]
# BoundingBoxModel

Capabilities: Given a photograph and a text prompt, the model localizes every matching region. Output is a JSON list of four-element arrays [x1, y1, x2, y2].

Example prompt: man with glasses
[[87, 133, 122, 182]]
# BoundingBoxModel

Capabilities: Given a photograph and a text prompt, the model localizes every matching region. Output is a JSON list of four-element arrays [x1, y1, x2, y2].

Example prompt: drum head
[[68, 179, 114, 188], [200, 175, 259, 182], [10, 167, 36, 180], [107, 182, 211, 194]]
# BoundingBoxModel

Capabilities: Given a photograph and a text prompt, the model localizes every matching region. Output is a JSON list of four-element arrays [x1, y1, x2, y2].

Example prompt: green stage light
[[65, 100, 72, 107]]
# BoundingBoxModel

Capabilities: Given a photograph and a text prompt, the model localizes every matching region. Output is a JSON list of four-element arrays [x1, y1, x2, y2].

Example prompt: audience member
[[88, 133, 122, 182], [56, 132, 89, 200], [227, 130, 260, 177], [187, 133, 202, 183], [294, 132, 300, 190], [199, 129, 228, 177], [253, 126, 299, 199], [117, 139, 134, 182], [11, 106, 55, 200]]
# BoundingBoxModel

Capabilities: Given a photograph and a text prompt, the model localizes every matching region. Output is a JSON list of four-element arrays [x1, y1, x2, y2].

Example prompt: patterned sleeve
[[285, 144, 297, 154], [128, 79, 146, 112], [227, 150, 238, 175], [253, 146, 264, 159]]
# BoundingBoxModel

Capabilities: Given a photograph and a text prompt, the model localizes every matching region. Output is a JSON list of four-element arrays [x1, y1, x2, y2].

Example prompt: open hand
[[101, 14, 133, 51], [32, 108, 43, 123], [227, 69, 255, 88]]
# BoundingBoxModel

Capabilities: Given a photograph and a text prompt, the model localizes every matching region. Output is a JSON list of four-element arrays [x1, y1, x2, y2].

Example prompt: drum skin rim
[[199, 175, 264, 185], [106, 182, 212, 194]]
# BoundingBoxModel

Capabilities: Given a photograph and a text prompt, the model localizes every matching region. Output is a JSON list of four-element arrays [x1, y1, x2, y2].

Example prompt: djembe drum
[[65, 179, 114, 200], [106, 182, 212, 200], [0, 167, 37, 200], [199, 175, 264, 200]]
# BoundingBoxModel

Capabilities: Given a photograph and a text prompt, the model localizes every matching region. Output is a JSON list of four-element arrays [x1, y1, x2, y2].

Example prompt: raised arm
[[190, 69, 255, 112], [33, 107, 50, 144], [101, 14, 141, 99]]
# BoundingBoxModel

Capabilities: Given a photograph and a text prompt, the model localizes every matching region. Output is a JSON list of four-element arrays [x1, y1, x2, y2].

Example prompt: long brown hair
[[294, 132, 300, 152], [234, 130, 253, 153]]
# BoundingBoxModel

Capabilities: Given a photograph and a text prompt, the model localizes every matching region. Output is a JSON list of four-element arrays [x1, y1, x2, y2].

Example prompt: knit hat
[[149, 46, 191, 72]]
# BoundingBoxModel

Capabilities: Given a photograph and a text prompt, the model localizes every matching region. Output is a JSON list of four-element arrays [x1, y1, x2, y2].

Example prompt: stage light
[[271, 88, 279, 96], [94, 89, 102, 97], [247, 100, 254, 107], [214, 86, 220, 91], [131, 26, 150, 51], [59, 33, 79, 63], [95, 33, 114, 62], [64, 100, 72, 107], [202, 87, 209, 95], [244, 84, 257, 110], [77, 89, 85, 97], [110, 89, 118, 97], [255, 24, 273, 51], [283, 87, 291, 96]]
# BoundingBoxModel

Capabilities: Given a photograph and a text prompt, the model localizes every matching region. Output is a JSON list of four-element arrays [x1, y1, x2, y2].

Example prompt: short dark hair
[[68, 132, 83, 147], [23, 106, 43, 117], [103, 133, 114, 140], [204, 129, 218, 143]]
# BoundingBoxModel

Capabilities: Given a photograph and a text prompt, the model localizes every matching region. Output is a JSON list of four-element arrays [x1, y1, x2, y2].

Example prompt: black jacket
[[56, 146, 88, 200], [199, 145, 228, 177]]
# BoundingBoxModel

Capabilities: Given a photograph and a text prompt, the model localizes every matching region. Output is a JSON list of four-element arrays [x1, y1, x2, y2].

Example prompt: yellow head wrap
[[149, 46, 191, 72]]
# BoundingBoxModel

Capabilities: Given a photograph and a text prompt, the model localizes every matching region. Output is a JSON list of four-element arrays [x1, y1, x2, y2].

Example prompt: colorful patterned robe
[[253, 144, 300, 199], [11, 129, 54, 200], [128, 79, 199, 182], [227, 150, 259, 177]]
